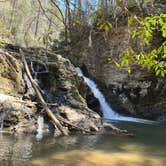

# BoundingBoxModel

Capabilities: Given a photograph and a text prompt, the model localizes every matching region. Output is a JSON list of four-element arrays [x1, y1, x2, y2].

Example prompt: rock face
[[0, 49, 25, 96], [0, 49, 37, 133], [0, 48, 101, 134], [23, 48, 101, 132], [67, 25, 166, 120]]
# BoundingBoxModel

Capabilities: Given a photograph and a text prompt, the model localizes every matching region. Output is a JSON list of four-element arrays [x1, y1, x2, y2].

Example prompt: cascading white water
[[76, 67, 155, 124], [0, 121, 3, 131], [36, 115, 44, 141]]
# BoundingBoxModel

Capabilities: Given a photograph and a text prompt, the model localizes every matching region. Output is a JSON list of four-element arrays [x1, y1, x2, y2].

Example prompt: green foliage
[[96, 18, 113, 33], [91, 9, 113, 33], [111, 13, 166, 77], [130, 14, 166, 45]]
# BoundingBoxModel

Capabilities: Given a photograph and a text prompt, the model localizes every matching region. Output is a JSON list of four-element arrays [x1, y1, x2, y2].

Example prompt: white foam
[[36, 116, 44, 141]]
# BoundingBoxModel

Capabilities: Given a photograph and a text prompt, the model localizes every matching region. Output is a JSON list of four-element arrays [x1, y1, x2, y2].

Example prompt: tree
[[109, 13, 166, 77], [0, 0, 63, 47]]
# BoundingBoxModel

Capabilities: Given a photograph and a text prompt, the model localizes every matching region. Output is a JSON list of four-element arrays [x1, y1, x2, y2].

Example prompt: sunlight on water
[[31, 150, 165, 166], [75, 67, 155, 124]]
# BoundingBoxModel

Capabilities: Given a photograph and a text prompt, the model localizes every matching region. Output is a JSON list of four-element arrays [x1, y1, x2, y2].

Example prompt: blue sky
[[57, 0, 98, 11]]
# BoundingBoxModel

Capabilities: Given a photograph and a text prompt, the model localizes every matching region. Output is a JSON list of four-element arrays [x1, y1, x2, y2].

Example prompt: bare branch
[[37, 0, 58, 27]]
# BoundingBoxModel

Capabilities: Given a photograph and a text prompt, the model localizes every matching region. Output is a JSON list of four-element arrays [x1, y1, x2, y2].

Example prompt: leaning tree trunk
[[21, 49, 68, 136]]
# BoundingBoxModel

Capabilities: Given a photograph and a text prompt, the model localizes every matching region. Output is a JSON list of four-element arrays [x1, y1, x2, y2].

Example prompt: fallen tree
[[20, 49, 69, 136]]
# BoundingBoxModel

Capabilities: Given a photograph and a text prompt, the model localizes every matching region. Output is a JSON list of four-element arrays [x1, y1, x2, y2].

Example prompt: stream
[[0, 122, 166, 166], [0, 68, 166, 166]]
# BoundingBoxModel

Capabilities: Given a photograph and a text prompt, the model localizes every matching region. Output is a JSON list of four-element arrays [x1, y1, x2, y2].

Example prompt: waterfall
[[0, 121, 3, 131], [36, 115, 44, 141], [76, 67, 155, 124]]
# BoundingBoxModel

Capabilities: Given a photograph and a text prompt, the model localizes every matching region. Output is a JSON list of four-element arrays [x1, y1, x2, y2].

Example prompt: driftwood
[[20, 49, 68, 136]]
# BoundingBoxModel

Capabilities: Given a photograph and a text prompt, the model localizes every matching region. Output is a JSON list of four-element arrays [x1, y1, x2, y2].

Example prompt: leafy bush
[[110, 14, 166, 77]]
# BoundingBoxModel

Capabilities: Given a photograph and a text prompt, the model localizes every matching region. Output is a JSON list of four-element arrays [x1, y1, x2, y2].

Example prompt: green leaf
[[128, 68, 131, 74], [128, 16, 134, 27], [121, 60, 125, 66], [104, 25, 109, 32], [114, 61, 120, 68], [160, 14, 166, 18], [161, 24, 166, 38], [107, 22, 112, 29], [156, 69, 161, 76], [161, 70, 165, 77]]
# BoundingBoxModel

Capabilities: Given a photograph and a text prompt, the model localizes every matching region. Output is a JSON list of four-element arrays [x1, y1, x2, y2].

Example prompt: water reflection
[[0, 122, 166, 166], [0, 135, 32, 166]]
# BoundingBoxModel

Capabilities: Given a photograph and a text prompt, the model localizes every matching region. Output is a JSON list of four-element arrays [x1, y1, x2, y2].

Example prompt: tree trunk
[[35, 6, 41, 37], [21, 49, 68, 136]]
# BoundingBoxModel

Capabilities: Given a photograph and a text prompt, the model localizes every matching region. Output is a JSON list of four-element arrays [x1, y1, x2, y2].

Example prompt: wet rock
[[0, 47, 102, 134], [58, 106, 86, 126], [86, 92, 102, 116], [0, 98, 37, 133], [57, 104, 101, 133]]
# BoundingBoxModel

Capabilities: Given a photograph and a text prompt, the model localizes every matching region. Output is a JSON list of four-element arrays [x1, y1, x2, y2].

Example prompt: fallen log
[[20, 49, 68, 136]]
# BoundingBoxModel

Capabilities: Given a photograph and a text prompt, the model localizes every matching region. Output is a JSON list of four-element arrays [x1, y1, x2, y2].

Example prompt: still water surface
[[0, 121, 166, 166]]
